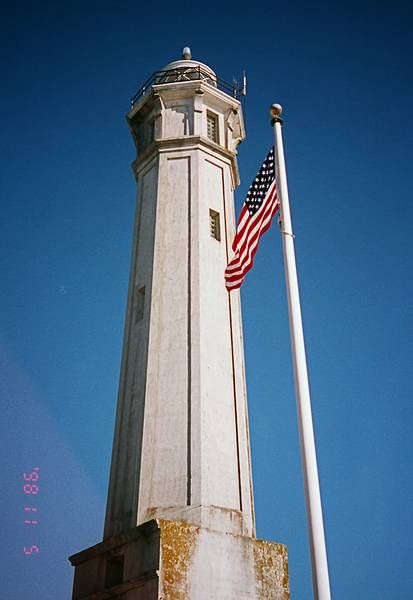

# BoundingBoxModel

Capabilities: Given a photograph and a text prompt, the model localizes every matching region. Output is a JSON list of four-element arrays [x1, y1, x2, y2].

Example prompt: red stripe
[[231, 205, 248, 252], [228, 193, 278, 271], [227, 193, 277, 271], [225, 206, 278, 284], [225, 201, 279, 289], [225, 193, 278, 274], [231, 182, 276, 253], [225, 213, 277, 289]]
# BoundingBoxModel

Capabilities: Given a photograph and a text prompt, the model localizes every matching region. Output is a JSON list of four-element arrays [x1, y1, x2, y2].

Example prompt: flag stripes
[[225, 148, 279, 290]]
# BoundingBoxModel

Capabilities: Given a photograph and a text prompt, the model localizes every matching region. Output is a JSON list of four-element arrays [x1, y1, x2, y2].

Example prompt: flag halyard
[[225, 147, 279, 291]]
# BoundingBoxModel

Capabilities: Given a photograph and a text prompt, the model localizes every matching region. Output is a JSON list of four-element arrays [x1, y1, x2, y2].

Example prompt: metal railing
[[130, 65, 241, 108]]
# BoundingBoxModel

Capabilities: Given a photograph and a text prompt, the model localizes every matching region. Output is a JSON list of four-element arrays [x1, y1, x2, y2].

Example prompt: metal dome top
[[162, 46, 216, 79], [130, 48, 241, 108], [161, 47, 217, 79]]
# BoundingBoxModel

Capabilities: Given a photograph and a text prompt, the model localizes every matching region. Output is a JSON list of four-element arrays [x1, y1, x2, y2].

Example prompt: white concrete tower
[[70, 49, 289, 600], [104, 48, 254, 541]]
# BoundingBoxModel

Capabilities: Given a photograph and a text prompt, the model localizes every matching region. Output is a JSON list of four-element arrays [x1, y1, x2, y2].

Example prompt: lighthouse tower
[[70, 49, 289, 599]]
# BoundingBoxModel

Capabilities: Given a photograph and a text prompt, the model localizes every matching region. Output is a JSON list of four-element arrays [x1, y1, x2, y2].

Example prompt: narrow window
[[207, 111, 219, 143], [148, 120, 155, 144], [135, 285, 145, 322], [209, 209, 221, 241], [105, 556, 124, 589]]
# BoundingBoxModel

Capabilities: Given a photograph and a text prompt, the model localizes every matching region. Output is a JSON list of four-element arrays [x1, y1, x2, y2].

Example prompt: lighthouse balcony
[[131, 65, 241, 108]]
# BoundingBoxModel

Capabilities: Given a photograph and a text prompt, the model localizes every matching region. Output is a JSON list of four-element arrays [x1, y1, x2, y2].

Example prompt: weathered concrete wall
[[159, 520, 289, 600], [70, 519, 289, 600]]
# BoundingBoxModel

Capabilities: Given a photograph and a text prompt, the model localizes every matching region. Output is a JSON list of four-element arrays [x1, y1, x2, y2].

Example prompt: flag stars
[[244, 147, 275, 216]]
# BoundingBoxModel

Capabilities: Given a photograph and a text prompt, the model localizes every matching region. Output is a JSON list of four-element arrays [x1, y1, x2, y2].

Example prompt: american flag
[[225, 147, 279, 290]]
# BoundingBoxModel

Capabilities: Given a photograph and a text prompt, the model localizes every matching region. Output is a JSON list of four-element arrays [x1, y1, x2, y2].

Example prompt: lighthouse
[[70, 48, 289, 599]]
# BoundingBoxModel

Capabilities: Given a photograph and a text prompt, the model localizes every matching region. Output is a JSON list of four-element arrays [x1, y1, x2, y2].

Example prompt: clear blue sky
[[2, 1, 413, 598]]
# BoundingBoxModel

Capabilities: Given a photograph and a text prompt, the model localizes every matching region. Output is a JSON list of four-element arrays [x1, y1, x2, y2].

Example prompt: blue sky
[[2, 1, 413, 598]]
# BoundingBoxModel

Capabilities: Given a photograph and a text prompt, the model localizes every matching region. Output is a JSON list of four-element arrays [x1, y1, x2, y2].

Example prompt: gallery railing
[[130, 65, 241, 107]]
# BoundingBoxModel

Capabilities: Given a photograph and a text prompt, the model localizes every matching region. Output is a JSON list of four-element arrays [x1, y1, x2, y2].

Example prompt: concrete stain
[[158, 519, 198, 600], [252, 538, 290, 600]]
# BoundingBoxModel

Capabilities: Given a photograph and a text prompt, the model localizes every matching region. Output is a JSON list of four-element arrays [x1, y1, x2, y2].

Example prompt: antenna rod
[[242, 71, 247, 96]]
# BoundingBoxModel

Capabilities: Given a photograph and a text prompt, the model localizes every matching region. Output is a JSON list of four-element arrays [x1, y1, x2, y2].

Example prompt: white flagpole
[[271, 103, 331, 600]]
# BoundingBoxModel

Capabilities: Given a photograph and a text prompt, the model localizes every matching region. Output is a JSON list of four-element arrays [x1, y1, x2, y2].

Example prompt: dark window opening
[[135, 285, 145, 322], [149, 120, 155, 144], [105, 555, 124, 589]]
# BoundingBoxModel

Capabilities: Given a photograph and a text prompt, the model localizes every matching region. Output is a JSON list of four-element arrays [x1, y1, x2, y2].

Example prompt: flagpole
[[271, 103, 331, 600]]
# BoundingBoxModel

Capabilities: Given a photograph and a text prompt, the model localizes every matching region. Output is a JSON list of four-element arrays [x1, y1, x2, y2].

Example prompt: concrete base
[[69, 519, 289, 600]]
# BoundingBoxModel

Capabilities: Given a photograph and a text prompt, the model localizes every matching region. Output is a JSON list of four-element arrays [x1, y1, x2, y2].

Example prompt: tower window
[[135, 286, 145, 322], [148, 120, 155, 144], [207, 111, 219, 143], [209, 209, 221, 241], [104, 555, 124, 589]]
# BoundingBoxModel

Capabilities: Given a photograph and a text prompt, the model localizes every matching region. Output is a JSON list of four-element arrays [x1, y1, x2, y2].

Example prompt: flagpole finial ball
[[270, 103, 283, 117]]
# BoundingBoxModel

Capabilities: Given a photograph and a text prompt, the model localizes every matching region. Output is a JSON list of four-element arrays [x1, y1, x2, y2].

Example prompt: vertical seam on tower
[[220, 164, 243, 513], [187, 156, 192, 506], [227, 299, 243, 512], [238, 299, 256, 535]]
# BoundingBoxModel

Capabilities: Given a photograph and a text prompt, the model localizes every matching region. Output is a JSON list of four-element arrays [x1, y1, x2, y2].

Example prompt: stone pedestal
[[69, 519, 289, 600]]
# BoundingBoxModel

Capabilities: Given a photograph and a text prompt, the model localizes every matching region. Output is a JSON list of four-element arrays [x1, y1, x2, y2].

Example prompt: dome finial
[[182, 47, 192, 60]]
